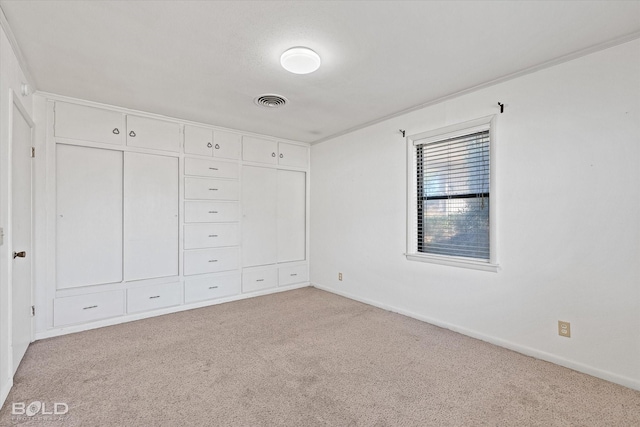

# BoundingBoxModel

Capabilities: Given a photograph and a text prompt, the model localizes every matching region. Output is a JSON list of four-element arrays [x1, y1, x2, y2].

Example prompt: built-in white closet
[[38, 99, 309, 337]]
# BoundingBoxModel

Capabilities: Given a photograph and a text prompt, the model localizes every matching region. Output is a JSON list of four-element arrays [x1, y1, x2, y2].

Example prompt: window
[[407, 116, 497, 272]]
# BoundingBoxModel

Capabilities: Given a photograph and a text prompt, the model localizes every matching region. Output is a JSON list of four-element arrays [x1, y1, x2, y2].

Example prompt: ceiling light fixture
[[280, 47, 321, 74]]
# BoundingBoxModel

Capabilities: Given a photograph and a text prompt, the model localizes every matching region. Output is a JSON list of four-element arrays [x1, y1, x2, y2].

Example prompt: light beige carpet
[[1, 287, 639, 426]]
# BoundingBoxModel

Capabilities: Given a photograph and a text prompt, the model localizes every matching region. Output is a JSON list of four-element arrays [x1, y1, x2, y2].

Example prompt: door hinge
[[31, 147, 35, 158], [31, 305, 35, 316]]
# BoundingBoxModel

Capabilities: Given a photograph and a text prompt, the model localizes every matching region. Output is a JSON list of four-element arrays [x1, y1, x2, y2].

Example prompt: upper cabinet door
[[278, 142, 308, 168], [55, 102, 125, 145], [213, 130, 241, 160], [184, 125, 213, 156], [242, 136, 277, 164], [126, 115, 181, 152]]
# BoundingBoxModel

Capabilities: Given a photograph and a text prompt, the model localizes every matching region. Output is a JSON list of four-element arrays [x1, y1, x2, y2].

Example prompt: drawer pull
[[129, 130, 136, 137], [209, 167, 219, 171], [256, 279, 264, 282], [209, 188, 218, 191], [207, 142, 213, 148], [290, 273, 297, 276], [208, 211, 218, 214], [149, 295, 160, 299], [208, 259, 218, 263], [112, 128, 120, 135], [215, 144, 220, 149], [271, 152, 276, 157], [208, 286, 219, 290], [83, 305, 98, 310], [208, 234, 218, 238], [280, 153, 284, 158]]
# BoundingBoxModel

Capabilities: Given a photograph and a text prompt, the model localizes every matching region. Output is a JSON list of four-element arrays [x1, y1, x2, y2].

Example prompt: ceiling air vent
[[254, 94, 288, 108]]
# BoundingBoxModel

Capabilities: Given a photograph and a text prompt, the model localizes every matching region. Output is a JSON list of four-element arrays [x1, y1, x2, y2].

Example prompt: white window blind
[[416, 129, 490, 260]]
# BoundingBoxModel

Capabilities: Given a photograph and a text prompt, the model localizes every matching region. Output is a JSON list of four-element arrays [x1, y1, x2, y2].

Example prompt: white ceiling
[[2, 1, 639, 143]]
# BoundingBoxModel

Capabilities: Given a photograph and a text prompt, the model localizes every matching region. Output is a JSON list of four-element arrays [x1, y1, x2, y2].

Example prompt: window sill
[[406, 253, 499, 272]]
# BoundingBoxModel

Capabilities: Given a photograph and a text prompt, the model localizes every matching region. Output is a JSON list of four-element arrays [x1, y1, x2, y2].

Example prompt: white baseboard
[[1, 378, 14, 411], [312, 283, 640, 392], [36, 283, 310, 340]]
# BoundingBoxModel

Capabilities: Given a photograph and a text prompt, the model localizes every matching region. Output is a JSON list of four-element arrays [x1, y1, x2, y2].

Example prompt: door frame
[[8, 89, 35, 373]]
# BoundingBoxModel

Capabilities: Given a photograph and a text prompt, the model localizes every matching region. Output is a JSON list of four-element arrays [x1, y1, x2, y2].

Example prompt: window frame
[[406, 115, 499, 272]]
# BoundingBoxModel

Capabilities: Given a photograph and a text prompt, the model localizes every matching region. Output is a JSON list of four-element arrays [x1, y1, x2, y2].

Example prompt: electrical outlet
[[558, 321, 571, 338], [338, 272, 343, 281]]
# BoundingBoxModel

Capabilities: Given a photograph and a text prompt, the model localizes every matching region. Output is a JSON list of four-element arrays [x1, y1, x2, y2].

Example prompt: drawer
[[126, 115, 181, 152], [242, 267, 278, 293], [242, 136, 277, 164], [185, 177, 239, 200], [185, 157, 238, 179], [184, 201, 239, 223], [55, 102, 125, 145], [184, 273, 241, 303], [54, 290, 124, 327], [213, 130, 241, 160], [184, 247, 239, 276], [184, 223, 239, 249], [278, 264, 309, 287], [127, 282, 182, 314]]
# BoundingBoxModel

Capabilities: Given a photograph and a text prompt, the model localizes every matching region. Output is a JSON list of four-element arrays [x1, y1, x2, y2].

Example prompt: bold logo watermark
[[11, 401, 69, 421]]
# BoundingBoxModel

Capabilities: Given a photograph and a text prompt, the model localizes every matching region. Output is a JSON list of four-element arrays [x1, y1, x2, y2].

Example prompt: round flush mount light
[[280, 47, 321, 74]]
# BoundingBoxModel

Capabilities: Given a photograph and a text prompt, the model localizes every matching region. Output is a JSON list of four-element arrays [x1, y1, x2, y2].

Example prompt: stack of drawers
[[183, 157, 241, 302]]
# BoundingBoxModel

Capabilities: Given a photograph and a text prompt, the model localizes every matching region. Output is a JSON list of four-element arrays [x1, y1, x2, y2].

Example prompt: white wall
[[310, 39, 640, 390], [0, 15, 35, 405]]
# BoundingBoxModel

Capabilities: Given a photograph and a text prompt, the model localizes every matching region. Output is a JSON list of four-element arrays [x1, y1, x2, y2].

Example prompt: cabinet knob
[[13, 251, 26, 259], [280, 153, 283, 158], [271, 152, 276, 157], [215, 144, 220, 149], [207, 142, 213, 148], [129, 131, 136, 137], [112, 128, 120, 135]]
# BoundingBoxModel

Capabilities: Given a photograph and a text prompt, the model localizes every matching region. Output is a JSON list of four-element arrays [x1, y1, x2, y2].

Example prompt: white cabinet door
[[124, 152, 179, 281], [241, 166, 277, 267], [55, 102, 125, 145], [277, 170, 306, 262], [56, 145, 123, 289], [126, 115, 181, 152], [184, 125, 213, 156], [213, 130, 241, 160], [278, 142, 308, 168], [242, 136, 277, 164]]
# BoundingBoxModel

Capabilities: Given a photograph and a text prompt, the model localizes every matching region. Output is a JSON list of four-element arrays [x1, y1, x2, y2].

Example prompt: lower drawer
[[184, 247, 239, 276], [242, 266, 278, 293], [184, 273, 241, 303], [54, 290, 124, 327], [127, 282, 182, 314], [279, 264, 309, 287]]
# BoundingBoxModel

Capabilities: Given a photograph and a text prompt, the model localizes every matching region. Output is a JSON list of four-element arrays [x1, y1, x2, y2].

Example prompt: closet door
[[124, 152, 179, 281], [241, 166, 277, 267], [277, 170, 306, 262], [56, 145, 123, 289]]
